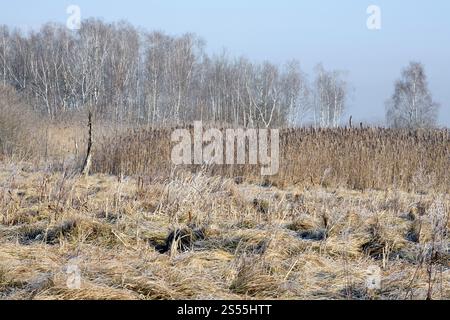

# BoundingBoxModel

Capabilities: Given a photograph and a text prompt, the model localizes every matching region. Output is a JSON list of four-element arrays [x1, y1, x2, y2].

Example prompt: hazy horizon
[[1, 0, 449, 126]]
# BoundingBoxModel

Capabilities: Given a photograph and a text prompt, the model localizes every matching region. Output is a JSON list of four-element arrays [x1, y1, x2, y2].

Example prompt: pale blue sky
[[1, 0, 449, 126]]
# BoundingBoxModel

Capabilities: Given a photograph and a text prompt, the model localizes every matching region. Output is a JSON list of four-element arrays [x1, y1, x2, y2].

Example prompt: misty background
[[0, 0, 449, 126]]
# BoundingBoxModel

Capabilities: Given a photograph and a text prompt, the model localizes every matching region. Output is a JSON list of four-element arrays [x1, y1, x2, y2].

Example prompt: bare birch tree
[[0, 19, 355, 128], [313, 64, 347, 128], [386, 62, 439, 128]]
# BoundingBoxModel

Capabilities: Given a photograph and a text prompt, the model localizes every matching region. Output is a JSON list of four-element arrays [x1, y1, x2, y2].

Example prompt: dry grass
[[0, 119, 448, 300], [89, 126, 450, 193], [0, 162, 448, 300]]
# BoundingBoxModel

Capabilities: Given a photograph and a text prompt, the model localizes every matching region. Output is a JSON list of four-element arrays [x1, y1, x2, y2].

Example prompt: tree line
[[0, 19, 440, 128]]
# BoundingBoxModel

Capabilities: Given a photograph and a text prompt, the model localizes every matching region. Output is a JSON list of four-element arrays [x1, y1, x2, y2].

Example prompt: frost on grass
[[0, 165, 448, 300]]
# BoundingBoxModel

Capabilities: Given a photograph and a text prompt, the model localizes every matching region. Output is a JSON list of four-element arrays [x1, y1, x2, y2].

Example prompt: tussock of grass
[[230, 255, 283, 298]]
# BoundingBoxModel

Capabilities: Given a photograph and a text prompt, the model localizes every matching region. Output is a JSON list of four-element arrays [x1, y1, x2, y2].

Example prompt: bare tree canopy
[[0, 21, 313, 128], [312, 64, 348, 128], [2, 20, 443, 129], [386, 62, 439, 129]]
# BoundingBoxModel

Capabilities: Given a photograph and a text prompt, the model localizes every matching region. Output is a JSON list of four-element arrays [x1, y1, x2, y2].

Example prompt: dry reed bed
[[92, 127, 450, 193], [0, 162, 448, 300]]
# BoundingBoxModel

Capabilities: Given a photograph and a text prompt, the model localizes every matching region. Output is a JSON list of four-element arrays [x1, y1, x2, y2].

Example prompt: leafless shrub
[[0, 85, 44, 160]]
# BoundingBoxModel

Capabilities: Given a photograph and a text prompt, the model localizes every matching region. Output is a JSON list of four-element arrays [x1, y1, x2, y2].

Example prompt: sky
[[1, 0, 449, 126]]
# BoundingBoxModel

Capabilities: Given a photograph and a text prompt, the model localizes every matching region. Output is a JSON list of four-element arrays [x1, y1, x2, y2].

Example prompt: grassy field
[[0, 157, 448, 300], [0, 7, 448, 302]]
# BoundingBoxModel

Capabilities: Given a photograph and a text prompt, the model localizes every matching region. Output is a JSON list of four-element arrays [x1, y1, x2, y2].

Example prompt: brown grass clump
[[230, 254, 283, 298]]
